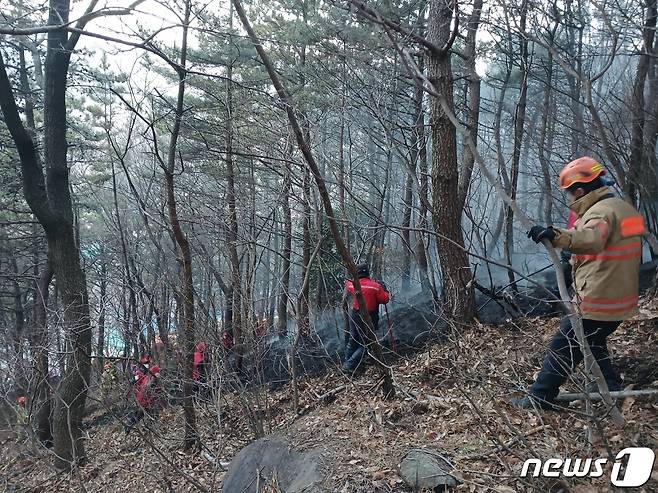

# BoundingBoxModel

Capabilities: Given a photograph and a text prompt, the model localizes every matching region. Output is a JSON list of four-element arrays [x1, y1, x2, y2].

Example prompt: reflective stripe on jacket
[[552, 186, 645, 321], [345, 277, 390, 312]]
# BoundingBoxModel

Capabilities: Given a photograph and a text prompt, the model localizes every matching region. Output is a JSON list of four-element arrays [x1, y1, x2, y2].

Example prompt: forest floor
[[1, 298, 658, 493]]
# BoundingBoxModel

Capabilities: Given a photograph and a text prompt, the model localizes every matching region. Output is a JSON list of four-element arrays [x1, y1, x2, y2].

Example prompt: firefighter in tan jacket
[[512, 157, 646, 410]]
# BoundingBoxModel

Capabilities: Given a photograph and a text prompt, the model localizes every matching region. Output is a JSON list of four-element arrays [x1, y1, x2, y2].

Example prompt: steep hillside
[[2, 301, 657, 492]]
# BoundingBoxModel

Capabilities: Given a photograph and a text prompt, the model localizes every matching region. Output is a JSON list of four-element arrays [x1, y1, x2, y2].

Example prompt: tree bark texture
[[162, 0, 199, 451], [0, 0, 93, 469], [427, 0, 475, 322]]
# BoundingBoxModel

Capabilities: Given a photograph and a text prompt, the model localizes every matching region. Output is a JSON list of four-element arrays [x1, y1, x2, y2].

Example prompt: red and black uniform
[[125, 365, 162, 434], [345, 277, 390, 312], [343, 276, 390, 372], [192, 342, 208, 383], [192, 341, 212, 400]]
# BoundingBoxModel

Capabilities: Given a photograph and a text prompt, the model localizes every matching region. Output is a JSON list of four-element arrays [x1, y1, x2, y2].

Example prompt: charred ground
[[1, 296, 657, 493]]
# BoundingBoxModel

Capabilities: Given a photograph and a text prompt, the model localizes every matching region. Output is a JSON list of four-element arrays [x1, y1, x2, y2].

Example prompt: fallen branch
[[458, 425, 549, 460], [556, 389, 658, 402], [287, 384, 348, 422], [316, 385, 348, 404], [471, 279, 521, 316]]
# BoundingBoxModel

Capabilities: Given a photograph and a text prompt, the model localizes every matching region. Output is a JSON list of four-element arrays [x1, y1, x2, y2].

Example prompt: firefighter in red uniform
[[125, 364, 163, 434], [192, 342, 211, 399], [343, 264, 390, 373], [192, 342, 208, 383]]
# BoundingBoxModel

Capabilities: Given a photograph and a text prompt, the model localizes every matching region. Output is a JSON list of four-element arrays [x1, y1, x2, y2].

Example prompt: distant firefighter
[[192, 342, 211, 399], [100, 362, 117, 402], [125, 364, 163, 434], [15, 396, 29, 441]]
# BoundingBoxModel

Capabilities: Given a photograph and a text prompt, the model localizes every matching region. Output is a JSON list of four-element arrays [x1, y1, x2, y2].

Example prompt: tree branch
[[0, 50, 57, 231], [0, 2, 146, 37], [346, 0, 443, 54]]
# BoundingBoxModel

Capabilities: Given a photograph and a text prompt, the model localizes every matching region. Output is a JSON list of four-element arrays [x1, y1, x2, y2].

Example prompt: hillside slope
[[2, 301, 657, 492]]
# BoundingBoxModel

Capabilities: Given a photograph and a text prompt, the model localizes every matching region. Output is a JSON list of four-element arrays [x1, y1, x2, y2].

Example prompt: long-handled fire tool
[[384, 304, 396, 353]]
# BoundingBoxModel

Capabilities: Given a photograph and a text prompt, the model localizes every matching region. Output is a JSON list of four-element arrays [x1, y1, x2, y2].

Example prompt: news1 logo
[[520, 447, 655, 487]]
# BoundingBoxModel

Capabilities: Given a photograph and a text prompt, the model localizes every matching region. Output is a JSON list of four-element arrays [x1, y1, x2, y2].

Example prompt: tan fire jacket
[[551, 186, 646, 321]]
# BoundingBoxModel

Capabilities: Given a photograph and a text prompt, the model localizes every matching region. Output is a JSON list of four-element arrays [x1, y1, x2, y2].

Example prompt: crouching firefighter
[[343, 264, 390, 373], [512, 157, 645, 410], [125, 364, 163, 434]]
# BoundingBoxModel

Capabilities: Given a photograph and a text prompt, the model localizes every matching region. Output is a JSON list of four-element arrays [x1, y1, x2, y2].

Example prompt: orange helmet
[[558, 156, 606, 190], [17, 396, 27, 406]]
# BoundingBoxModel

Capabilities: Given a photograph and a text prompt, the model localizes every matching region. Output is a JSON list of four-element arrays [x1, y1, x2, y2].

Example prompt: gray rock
[[221, 437, 326, 493], [399, 449, 458, 491]]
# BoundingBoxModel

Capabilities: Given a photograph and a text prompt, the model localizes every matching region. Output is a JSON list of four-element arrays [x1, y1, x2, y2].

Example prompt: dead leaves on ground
[[1, 309, 657, 492]]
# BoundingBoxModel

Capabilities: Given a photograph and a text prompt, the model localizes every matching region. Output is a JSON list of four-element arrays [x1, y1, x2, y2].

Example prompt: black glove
[[527, 225, 556, 244]]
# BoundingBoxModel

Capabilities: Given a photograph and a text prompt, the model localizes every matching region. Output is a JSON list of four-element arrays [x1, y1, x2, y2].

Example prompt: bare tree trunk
[[120, 280, 129, 357], [504, 1, 529, 292], [370, 140, 392, 281], [30, 262, 54, 445], [298, 166, 312, 337], [538, 24, 557, 226], [564, 0, 586, 155], [628, 2, 654, 202], [277, 148, 292, 338], [7, 251, 26, 395], [642, 54, 658, 242], [630, 0, 658, 214], [401, 40, 421, 292], [226, 3, 243, 363], [412, 57, 435, 298], [492, 32, 513, 258], [338, 49, 349, 246], [97, 257, 107, 372], [200, 246, 233, 344], [457, 0, 483, 211], [161, 0, 198, 451], [427, 0, 475, 322], [111, 158, 140, 358], [233, 0, 395, 398], [297, 12, 312, 337], [401, 159, 414, 291], [48, 234, 91, 469], [46, 18, 93, 467]]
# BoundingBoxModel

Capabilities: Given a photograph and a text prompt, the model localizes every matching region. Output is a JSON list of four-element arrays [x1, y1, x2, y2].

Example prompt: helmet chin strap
[[567, 187, 585, 203]]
